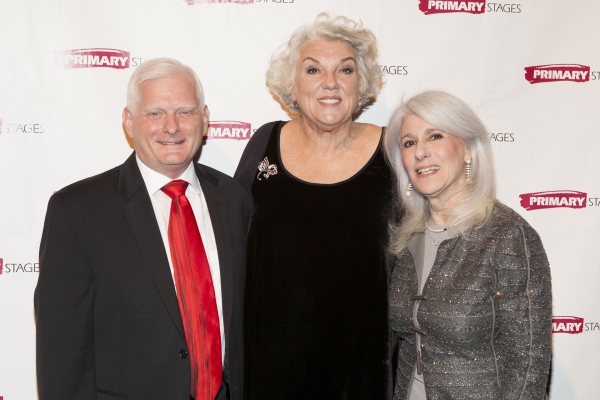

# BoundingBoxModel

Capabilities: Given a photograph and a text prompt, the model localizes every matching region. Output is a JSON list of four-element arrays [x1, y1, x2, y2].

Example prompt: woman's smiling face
[[292, 38, 360, 131], [400, 114, 471, 203]]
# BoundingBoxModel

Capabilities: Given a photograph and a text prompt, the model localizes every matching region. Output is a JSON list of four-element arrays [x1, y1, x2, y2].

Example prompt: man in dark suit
[[35, 58, 250, 400]]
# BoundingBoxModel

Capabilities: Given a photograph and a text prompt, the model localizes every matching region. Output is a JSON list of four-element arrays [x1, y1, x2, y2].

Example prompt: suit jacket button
[[179, 349, 189, 359]]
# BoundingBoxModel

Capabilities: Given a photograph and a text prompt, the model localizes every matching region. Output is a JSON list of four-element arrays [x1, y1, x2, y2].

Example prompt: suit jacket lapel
[[119, 152, 186, 341], [195, 163, 234, 350]]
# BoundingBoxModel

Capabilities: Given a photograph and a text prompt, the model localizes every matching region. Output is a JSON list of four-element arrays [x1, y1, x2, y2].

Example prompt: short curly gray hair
[[266, 13, 383, 114]]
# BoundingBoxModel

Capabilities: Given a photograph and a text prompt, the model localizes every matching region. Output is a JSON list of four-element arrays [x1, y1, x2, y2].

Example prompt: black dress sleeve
[[233, 121, 281, 196]]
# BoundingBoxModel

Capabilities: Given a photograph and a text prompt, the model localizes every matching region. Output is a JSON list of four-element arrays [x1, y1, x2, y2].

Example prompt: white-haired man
[[35, 58, 250, 400]]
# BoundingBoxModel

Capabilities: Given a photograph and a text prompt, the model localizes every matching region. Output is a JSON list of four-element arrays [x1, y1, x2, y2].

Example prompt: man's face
[[123, 74, 209, 179]]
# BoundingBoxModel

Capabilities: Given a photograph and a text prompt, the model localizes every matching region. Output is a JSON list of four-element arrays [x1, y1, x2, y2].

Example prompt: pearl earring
[[406, 181, 413, 197]]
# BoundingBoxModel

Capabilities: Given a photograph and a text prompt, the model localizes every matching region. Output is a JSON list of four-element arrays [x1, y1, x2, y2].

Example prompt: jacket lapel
[[119, 153, 186, 341], [406, 235, 424, 292], [195, 163, 234, 349]]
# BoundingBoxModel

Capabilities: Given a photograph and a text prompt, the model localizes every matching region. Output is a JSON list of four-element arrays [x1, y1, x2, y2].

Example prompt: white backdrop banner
[[1, 0, 599, 399]]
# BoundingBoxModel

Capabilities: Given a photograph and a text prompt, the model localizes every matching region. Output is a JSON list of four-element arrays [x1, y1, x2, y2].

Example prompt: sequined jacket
[[389, 203, 552, 400]]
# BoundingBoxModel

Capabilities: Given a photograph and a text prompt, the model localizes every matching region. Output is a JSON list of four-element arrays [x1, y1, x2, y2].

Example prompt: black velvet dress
[[240, 121, 394, 399]]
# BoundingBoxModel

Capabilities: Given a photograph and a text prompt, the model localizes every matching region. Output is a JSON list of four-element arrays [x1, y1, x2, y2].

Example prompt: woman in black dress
[[234, 13, 395, 400]]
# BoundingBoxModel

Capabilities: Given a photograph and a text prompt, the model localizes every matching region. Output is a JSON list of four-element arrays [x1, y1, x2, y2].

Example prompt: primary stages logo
[[553, 316, 584, 334], [553, 316, 600, 334], [519, 190, 586, 211], [55, 48, 130, 69], [380, 65, 408, 75], [420, 0, 486, 14], [205, 121, 252, 140], [1, 122, 45, 134], [489, 132, 514, 142], [0, 258, 39, 275], [420, 1, 521, 15], [525, 64, 590, 84]]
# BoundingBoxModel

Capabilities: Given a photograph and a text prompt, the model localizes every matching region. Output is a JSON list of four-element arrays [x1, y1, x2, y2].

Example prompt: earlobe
[[464, 147, 472, 162], [200, 105, 210, 136]]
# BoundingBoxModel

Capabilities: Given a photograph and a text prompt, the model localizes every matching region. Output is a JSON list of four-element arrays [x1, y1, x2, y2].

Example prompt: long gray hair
[[384, 90, 496, 254]]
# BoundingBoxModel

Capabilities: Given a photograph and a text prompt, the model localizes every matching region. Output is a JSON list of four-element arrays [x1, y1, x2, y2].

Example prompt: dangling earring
[[354, 99, 364, 114], [406, 181, 413, 197], [291, 100, 298, 109], [465, 159, 472, 184]]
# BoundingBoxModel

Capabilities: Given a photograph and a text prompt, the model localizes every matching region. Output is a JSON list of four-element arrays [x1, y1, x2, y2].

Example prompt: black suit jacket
[[35, 152, 251, 400]]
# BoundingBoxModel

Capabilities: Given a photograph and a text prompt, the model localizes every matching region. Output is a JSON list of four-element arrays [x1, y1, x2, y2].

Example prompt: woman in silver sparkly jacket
[[384, 91, 552, 399]]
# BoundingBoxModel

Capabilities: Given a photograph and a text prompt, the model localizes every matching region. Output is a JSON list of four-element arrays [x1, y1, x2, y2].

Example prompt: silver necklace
[[425, 221, 448, 233], [425, 221, 448, 247], [426, 230, 444, 246]]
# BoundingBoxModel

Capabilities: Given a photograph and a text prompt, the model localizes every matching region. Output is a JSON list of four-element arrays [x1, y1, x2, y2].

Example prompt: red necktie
[[161, 180, 222, 400]]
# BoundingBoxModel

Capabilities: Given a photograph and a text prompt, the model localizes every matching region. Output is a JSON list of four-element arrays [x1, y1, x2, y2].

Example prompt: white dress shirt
[[136, 156, 225, 361]]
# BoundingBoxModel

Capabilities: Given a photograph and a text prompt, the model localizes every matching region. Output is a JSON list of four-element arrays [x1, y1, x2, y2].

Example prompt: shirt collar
[[135, 155, 202, 196]]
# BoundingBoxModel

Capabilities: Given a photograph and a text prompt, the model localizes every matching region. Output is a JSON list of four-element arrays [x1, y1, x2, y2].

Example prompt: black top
[[237, 121, 395, 399]]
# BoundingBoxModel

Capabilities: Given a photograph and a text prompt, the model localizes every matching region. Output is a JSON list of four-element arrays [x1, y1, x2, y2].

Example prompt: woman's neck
[[292, 116, 359, 155], [427, 186, 469, 226]]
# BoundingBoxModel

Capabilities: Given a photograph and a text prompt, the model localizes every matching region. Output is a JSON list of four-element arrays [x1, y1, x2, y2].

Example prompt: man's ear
[[201, 105, 210, 133], [122, 108, 134, 139]]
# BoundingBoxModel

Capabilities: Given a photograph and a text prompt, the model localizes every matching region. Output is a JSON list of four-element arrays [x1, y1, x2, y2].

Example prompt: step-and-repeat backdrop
[[1, 0, 599, 398]]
